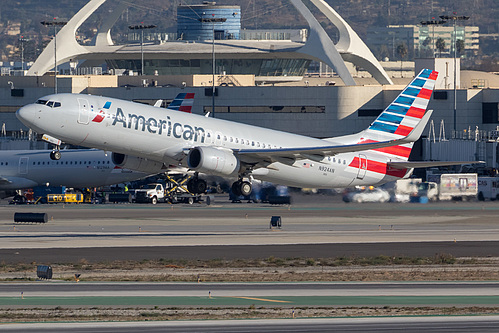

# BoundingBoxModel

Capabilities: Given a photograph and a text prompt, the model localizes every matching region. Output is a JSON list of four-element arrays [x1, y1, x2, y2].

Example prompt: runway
[[3, 281, 499, 297], [3, 316, 499, 333], [2, 197, 499, 262]]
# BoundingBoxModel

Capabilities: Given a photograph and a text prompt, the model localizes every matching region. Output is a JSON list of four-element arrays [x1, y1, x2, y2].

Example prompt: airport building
[[0, 0, 498, 171], [366, 25, 480, 59]]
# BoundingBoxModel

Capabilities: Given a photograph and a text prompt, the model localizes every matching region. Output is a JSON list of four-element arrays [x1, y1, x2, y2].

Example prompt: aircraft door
[[19, 157, 28, 175], [77, 98, 90, 125], [357, 154, 367, 179]]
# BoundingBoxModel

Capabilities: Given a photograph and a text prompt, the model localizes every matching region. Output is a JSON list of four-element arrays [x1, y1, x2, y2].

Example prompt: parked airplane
[[17, 69, 464, 195], [0, 149, 164, 198]]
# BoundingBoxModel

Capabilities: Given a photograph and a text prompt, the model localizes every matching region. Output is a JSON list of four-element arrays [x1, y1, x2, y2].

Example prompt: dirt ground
[[2, 306, 499, 323], [2, 257, 499, 322], [3, 256, 499, 282]]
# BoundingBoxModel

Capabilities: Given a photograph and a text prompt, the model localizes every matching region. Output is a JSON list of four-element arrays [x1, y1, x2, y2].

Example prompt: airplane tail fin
[[167, 93, 195, 113], [360, 68, 438, 161]]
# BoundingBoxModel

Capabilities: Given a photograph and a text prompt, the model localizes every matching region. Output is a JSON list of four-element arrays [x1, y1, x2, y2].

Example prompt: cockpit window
[[41, 100, 62, 108]]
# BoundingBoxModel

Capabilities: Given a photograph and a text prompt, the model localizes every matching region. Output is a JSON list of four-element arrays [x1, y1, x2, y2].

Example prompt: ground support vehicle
[[134, 174, 206, 204], [422, 173, 478, 201], [164, 174, 204, 204]]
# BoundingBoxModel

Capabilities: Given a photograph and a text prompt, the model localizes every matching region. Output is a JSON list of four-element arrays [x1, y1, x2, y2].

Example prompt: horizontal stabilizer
[[387, 160, 484, 170]]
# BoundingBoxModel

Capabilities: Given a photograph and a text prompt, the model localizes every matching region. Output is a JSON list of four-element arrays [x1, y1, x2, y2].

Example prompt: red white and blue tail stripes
[[367, 69, 437, 137], [167, 93, 195, 113], [361, 69, 438, 161]]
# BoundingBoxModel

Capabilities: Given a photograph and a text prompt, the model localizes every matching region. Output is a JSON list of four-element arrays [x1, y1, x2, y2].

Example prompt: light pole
[[440, 14, 469, 132], [18, 35, 28, 74], [41, 19, 67, 94], [420, 19, 446, 57], [199, 16, 226, 117], [128, 24, 156, 75]]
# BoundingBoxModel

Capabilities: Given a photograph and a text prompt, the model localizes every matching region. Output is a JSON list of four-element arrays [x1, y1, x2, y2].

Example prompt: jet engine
[[187, 147, 240, 176], [111, 153, 164, 174]]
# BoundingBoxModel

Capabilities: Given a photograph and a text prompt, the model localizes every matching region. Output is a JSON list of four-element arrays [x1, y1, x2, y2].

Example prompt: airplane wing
[[387, 161, 484, 169], [236, 110, 432, 164], [0, 177, 11, 185]]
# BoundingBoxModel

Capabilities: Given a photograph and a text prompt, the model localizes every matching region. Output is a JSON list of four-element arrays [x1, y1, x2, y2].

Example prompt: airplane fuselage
[[18, 94, 407, 189], [0, 149, 152, 191]]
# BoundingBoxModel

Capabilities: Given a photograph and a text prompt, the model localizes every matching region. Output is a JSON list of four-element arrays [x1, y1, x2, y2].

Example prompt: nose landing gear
[[50, 148, 61, 160]]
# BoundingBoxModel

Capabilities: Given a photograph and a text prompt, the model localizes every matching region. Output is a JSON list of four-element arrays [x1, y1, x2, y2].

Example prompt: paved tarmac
[[3, 317, 499, 333], [2, 195, 499, 263], [2, 281, 499, 297]]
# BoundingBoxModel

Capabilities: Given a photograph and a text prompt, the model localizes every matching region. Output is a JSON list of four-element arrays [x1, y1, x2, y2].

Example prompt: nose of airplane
[[16, 104, 36, 127]]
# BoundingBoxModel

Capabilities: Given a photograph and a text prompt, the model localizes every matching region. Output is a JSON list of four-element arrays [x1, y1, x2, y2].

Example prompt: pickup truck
[[134, 184, 165, 204], [135, 183, 204, 204]]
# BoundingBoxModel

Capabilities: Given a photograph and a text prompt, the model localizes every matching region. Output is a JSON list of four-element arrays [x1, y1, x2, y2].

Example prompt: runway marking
[[229, 296, 292, 303]]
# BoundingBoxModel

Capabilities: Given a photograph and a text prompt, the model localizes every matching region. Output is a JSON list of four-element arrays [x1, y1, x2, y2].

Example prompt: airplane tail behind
[[167, 93, 195, 113], [360, 68, 438, 161]]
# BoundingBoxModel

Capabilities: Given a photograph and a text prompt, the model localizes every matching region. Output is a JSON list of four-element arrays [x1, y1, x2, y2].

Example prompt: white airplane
[[0, 149, 164, 198], [16, 69, 465, 195]]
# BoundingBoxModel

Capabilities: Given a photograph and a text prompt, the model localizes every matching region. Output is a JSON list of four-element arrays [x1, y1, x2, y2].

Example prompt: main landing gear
[[231, 179, 252, 197], [187, 174, 207, 194], [50, 147, 61, 160]]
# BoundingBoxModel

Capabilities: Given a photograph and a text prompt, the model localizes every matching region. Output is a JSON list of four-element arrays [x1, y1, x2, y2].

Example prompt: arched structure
[[299, 0, 393, 85], [28, 0, 393, 85]]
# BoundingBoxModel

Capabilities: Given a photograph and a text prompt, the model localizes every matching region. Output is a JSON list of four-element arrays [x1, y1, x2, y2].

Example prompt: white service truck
[[134, 183, 165, 204], [134, 182, 204, 204], [423, 173, 478, 201]]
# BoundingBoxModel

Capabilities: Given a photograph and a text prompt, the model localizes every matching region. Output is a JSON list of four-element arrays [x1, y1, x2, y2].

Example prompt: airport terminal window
[[358, 109, 383, 117], [203, 106, 325, 113], [483, 102, 499, 124], [107, 58, 309, 77]]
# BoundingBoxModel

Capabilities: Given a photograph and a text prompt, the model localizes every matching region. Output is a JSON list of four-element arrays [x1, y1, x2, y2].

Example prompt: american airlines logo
[[112, 108, 206, 143], [92, 101, 112, 123]]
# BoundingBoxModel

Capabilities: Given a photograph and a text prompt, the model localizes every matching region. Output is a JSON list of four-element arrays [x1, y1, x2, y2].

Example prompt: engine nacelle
[[187, 147, 240, 176], [111, 153, 164, 174]]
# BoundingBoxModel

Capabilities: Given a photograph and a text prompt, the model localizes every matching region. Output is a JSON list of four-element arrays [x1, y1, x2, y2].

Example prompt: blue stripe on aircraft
[[103, 101, 111, 109], [385, 104, 410, 116], [394, 96, 415, 106], [403, 87, 420, 97], [169, 100, 183, 107], [176, 93, 187, 99], [377, 113, 403, 124], [369, 121, 398, 133], [419, 69, 432, 79], [411, 78, 426, 87]]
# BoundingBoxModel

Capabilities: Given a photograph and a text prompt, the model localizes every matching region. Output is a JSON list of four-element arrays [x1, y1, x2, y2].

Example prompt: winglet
[[400, 109, 433, 143]]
